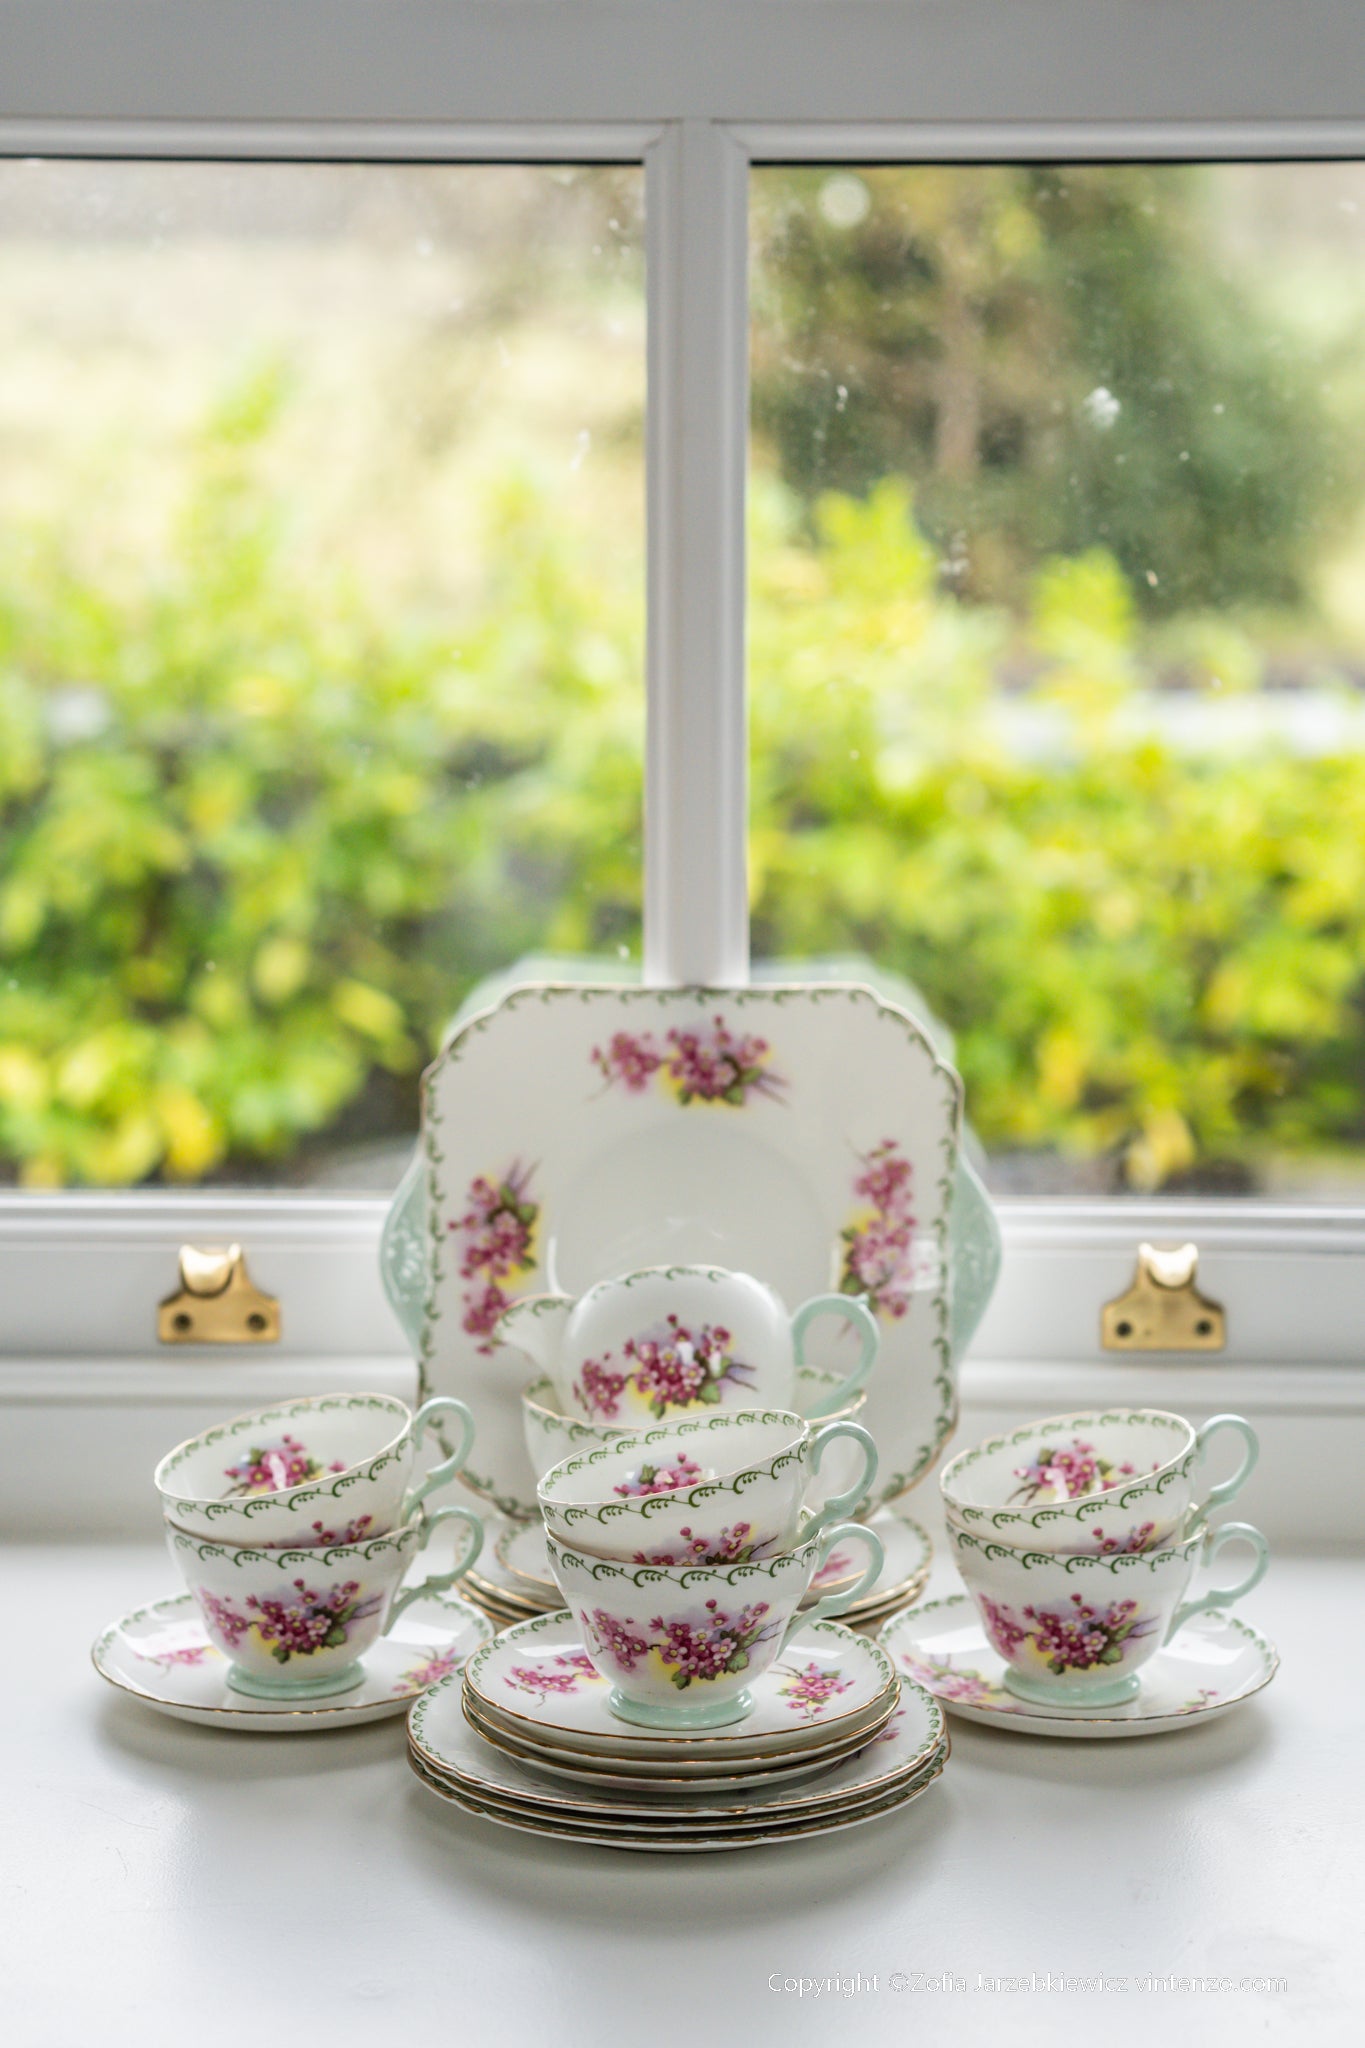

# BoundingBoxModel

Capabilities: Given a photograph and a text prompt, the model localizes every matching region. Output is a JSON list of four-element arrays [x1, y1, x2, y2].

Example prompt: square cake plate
[[400, 982, 964, 1521]]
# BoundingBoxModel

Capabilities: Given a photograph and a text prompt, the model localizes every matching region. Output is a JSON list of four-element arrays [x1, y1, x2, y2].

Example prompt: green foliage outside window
[[3, 387, 1364, 1189]]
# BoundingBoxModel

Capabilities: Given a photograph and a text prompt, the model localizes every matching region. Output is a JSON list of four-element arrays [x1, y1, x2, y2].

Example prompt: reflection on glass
[[0, 161, 644, 1189], [752, 163, 1365, 1197]]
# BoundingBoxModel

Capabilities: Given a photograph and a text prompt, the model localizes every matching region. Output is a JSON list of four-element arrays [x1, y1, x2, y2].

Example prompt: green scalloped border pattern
[[543, 1528, 830, 1591], [157, 1392, 414, 1528], [941, 1409, 1199, 1536], [540, 1408, 811, 1531], [166, 1522, 431, 1571], [416, 982, 965, 1514], [947, 1521, 1210, 1577]]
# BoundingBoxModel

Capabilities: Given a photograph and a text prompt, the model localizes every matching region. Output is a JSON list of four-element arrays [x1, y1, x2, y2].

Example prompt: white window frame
[[4, 3, 1365, 1495]]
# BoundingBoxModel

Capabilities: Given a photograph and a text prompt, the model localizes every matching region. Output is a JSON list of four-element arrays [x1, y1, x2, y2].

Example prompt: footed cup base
[[226, 1660, 366, 1701], [1002, 1667, 1141, 1710], [607, 1686, 755, 1731]]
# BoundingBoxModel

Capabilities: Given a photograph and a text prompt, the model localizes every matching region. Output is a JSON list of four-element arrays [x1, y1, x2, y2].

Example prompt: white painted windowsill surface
[[7, 1540, 1360, 2046]]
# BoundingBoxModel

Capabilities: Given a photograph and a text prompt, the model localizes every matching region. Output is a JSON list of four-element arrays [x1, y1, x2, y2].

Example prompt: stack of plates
[[462, 1507, 933, 1634], [407, 1608, 948, 1852]]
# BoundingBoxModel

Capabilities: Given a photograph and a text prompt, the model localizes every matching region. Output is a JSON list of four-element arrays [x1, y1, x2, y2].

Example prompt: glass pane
[[752, 163, 1365, 1198], [0, 160, 644, 1189]]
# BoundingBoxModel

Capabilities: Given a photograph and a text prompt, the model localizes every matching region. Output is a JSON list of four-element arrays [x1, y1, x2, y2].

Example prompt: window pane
[[0, 160, 643, 1189], [751, 163, 1365, 1198]]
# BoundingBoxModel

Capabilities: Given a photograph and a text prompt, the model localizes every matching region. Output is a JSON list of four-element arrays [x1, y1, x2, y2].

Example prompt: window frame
[[3, 1, 1365, 1395]]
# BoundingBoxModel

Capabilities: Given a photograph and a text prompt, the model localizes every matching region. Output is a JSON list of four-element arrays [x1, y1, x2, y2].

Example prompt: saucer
[[408, 1674, 946, 1846], [463, 1609, 897, 1759], [408, 1746, 945, 1852], [93, 1589, 494, 1731], [461, 1692, 898, 1789], [879, 1595, 1279, 1738]]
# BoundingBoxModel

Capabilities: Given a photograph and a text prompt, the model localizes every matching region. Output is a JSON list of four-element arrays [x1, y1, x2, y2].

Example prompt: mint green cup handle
[[1165, 1521, 1269, 1642], [387, 1504, 485, 1627], [400, 1396, 477, 1521], [777, 1520, 886, 1655], [793, 1293, 880, 1417], [804, 1420, 880, 1537], [1195, 1413, 1259, 1513]]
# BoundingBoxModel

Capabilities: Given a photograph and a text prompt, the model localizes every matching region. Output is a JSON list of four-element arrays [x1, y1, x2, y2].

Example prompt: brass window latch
[[1101, 1243, 1225, 1353], [157, 1244, 281, 1345]]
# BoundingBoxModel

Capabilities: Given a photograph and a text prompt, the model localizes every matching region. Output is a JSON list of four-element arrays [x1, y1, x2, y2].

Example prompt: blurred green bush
[[2, 381, 1364, 1189], [751, 478, 1365, 1190], [0, 372, 643, 1185]]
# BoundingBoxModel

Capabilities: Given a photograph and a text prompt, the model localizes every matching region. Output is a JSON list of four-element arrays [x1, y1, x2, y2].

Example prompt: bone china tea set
[[92, 980, 1279, 1843]]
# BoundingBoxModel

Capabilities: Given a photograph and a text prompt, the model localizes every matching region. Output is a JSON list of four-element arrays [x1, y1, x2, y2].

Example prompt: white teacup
[[155, 1391, 476, 1545], [546, 1518, 885, 1728], [950, 1518, 1269, 1706], [940, 1408, 1258, 1556], [536, 1407, 879, 1564], [167, 1505, 483, 1698], [500, 1265, 878, 1426]]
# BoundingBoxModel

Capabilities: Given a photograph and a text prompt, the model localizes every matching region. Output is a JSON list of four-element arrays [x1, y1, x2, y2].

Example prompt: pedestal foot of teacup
[[607, 1686, 755, 1731], [226, 1660, 366, 1700], [1001, 1668, 1141, 1709]]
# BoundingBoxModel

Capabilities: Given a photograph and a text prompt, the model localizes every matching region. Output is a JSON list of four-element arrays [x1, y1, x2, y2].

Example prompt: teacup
[[155, 1391, 477, 1545], [545, 1518, 885, 1729], [167, 1504, 484, 1698], [536, 1408, 879, 1565], [950, 1517, 1269, 1706], [499, 1264, 878, 1426], [940, 1408, 1258, 1555]]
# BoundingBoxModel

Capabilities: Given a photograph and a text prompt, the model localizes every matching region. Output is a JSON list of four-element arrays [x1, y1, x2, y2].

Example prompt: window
[[0, 158, 643, 1194], [4, 2, 1365, 1412], [751, 161, 1365, 1203]]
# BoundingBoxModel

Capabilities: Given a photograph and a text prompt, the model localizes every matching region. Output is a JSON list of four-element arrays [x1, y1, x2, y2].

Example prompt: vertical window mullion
[[644, 119, 750, 986]]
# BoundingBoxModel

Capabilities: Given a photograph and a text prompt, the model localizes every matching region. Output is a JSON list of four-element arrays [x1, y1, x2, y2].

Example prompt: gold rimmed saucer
[[463, 1609, 898, 1760], [411, 1742, 948, 1835], [459, 1691, 898, 1791], [92, 1589, 493, 1732], [407, 1746, 946, 1852]]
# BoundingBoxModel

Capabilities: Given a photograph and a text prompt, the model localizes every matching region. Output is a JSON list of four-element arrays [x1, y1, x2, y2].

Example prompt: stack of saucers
[[407, 1608, 947, 1852]]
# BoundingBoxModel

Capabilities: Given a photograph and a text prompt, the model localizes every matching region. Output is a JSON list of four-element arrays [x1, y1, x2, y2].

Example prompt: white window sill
[[13, 1538, 1359, 2042]]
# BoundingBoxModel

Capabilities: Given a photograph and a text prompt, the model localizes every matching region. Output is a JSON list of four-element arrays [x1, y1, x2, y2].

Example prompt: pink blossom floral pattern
[[811, 1549, 854, 1589], [584, 1599, 777, 1691], [1087, 1522, 1158, 1556], [503, 1652, 601, 1698], [981, 1592, 1157, 1675], [1175, 1687, 1220, 1715], [1008, 1438, 1144, 1506], [838, 1139, 916, 1320], [591, 1015, 786, 1107], [448, 1160, 539, 1354], [393, 1647, 462, 1696], [222, 1435, 345, 1497], [629, 1522, 766, 1567], [571, 1316, 756, 1421], [775, 1659, 855, 1721], [259, 1515, 376, 1550], [134, 1641, 218, 1671], [979, 1596, 1029, 1659], [613, 1454, 709, 1498], [897, 1654, 1013, 1708], [196, 1579, 382, 1664]]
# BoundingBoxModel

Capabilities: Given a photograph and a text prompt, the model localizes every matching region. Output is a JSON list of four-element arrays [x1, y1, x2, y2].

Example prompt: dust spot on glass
[[818, 175, 871, 230]]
